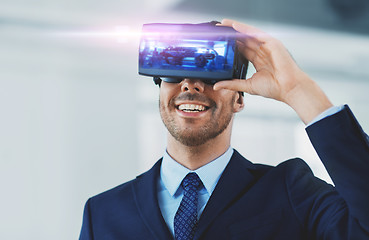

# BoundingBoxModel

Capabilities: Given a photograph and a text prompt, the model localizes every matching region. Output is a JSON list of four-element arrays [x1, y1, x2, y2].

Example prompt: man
[[79, 19, 369, 239]]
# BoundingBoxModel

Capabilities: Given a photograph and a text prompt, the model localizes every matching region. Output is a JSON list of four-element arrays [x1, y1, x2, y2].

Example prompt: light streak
[[51, 25, 143, 44]]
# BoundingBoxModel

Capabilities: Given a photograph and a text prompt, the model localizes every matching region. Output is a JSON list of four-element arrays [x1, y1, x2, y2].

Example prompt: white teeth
[[178, 104, 206, 112]]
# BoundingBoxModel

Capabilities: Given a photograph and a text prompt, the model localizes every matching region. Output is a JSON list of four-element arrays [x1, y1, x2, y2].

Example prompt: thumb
[[213, 79, 254, 94]]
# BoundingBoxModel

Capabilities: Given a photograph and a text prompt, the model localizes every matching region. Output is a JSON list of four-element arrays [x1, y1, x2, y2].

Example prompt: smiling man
[[79, 19, 369, 240], [159, 78, 243, 170]]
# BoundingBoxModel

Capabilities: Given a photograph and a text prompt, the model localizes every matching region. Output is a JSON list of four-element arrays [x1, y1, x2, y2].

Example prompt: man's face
[[159, 79, 243, 146]]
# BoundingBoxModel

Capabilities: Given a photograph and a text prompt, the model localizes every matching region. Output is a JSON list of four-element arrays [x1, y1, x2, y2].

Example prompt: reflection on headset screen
[[139, 38, 235, 73]]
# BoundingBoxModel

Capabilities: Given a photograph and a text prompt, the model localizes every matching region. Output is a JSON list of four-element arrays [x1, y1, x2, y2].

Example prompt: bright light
[[50, 25, 143, 46]]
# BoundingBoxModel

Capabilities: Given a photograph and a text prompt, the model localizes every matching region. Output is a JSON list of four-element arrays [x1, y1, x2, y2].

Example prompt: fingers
[[219, 19, 270, 41], [218, 19, 233, 27], [237, 39, 265, 67], [218, 19, 274, 67]]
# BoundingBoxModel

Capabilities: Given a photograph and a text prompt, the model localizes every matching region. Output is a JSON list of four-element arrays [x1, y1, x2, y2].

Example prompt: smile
[[177, 104, 208, 112]]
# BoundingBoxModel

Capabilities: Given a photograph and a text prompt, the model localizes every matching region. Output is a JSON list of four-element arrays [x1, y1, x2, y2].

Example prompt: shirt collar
[[160, 147, 234, 197]]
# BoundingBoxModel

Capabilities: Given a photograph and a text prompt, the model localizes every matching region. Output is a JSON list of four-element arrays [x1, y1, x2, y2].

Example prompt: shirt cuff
[[306, 105, 345, 127]]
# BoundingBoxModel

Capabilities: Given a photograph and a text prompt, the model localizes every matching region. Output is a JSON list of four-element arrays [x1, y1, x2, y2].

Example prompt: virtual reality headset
[[138, 21, 248, 85]]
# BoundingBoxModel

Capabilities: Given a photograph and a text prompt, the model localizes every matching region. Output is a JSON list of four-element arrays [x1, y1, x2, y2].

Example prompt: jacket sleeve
[[79, 199, 94, 240], [305, 104, 369, 238]]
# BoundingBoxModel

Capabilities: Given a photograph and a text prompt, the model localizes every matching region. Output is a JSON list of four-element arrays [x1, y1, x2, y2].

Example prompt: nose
[[180, 78, 205, 93]]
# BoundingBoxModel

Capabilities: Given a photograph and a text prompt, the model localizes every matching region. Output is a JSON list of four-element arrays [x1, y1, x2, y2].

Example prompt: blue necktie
[[174, 172, 203, 240]]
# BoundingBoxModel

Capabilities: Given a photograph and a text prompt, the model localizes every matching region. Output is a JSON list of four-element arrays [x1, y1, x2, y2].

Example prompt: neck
[[166, 123, 233, 170]]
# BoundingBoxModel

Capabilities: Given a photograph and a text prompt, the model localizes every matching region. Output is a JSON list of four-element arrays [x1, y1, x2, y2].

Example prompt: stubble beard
[[159, 94, 235, 147]]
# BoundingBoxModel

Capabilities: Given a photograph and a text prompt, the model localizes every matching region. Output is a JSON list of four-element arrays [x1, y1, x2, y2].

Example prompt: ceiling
[[173, 0, 369, 35]]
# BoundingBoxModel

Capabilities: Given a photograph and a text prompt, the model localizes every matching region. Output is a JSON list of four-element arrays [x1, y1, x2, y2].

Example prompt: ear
[[233, 92, 245, 113]]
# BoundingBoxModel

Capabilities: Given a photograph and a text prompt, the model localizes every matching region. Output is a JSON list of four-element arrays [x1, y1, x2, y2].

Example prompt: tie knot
[[182, 172, 202, 191]]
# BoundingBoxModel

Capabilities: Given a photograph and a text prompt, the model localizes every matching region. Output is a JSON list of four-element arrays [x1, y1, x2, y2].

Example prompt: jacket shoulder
[[87, 159, 162, 208], [88, 178, 136, 208], [233, 150, 311, 181]]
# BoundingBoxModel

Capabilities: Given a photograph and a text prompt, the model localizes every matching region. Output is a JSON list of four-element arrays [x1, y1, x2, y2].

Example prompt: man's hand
[[213, 19, 333, 124]]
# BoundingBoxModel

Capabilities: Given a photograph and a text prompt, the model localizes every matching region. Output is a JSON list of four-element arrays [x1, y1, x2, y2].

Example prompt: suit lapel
[[132, 159, 173, 240], [194, 150, 256, 239]]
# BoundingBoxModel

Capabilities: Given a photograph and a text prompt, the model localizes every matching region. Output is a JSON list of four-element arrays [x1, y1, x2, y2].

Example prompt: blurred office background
[[0, 0, 368, 239]]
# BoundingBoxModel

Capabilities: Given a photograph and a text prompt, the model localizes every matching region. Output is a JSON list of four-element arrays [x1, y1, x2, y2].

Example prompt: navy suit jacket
[[79, 105, 369, 239]]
